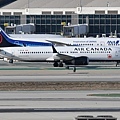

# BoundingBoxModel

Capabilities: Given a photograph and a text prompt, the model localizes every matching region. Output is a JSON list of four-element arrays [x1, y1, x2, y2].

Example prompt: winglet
[[52, 45, 58, 53]]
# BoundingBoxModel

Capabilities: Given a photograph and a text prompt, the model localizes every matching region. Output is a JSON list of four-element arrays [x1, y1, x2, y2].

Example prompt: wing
[[55, 53, 74, 61], [46, 39, 71, 46], [52, 45, 74, 61]]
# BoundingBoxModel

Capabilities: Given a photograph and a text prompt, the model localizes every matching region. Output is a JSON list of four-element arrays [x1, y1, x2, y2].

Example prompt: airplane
[[52, 45, 120, 72], [0, 27, 52, 47], [1, 27, 120, 48], [0, 45, 120, 72]]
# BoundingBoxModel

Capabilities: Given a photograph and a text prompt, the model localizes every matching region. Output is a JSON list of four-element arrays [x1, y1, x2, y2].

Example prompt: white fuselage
[[8, 33, 120, 47], [1, 46, 120, 62], [4, 25, 120, 47]]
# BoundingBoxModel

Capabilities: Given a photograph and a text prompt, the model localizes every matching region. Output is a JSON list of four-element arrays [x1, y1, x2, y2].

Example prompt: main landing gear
[[53, 61, 63, 67], [53, 61, 58, 67], [53, 62, 77, 72], [59, 61, 63, 67]]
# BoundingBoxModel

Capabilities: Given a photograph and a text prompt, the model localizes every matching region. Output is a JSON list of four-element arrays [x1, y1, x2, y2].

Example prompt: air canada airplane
[[0, 45, 120, 72], [1, 27, 120, 47]]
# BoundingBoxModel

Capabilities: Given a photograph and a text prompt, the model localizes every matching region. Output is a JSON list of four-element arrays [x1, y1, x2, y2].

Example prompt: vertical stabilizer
[[0, 27, 20, 47]]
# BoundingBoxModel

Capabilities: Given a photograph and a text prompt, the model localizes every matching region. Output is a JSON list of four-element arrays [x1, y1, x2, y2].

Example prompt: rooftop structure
[[2, 0, 120, 9]]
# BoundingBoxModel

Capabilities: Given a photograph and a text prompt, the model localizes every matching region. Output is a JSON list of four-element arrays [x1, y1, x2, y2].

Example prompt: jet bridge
[[63, 24, 88, 37]]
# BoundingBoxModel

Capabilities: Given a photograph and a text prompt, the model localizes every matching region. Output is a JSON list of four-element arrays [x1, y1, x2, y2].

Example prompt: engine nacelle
[[65, 56, 89, 65]]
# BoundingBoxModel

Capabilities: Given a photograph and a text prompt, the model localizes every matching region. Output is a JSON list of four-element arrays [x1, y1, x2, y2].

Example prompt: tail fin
[[0, 27, 20, 47]]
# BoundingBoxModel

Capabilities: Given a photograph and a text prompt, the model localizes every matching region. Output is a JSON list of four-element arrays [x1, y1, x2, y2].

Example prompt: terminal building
[[0, 0, 120, 37]]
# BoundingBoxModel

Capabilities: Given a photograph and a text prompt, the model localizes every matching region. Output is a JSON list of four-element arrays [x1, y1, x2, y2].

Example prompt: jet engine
[[64, 56, 89, 65]]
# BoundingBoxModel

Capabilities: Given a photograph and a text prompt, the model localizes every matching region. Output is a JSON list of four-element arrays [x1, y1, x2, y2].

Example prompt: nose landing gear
[[9, 59, 13, 63], [116, 61, 119, 67], [65, 66, 77, 72], [73, 67, 76, 72]]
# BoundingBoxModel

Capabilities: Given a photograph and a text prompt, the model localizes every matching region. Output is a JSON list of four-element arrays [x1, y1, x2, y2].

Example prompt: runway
[[0, 107, 120, 112], [0, 60, 120, 82], [0, 60, 120, 119], [0, 91, 119, 120], [0, 75, 120, 82]]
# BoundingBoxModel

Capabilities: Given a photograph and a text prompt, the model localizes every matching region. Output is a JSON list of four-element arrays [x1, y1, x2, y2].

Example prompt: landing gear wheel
[[59, 62, 63, 67], [53, 62, 58, 67], [9, 59, 13, 63], [73, 67, 76, 72]]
